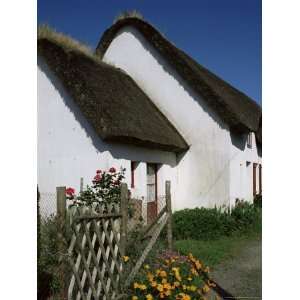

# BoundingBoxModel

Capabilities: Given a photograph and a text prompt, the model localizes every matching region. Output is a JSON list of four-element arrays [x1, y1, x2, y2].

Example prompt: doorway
[[147, 163, 158, 224]]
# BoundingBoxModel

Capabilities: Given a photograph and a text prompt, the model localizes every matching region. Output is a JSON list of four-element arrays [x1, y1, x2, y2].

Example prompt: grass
[[174, 232, 261, 269], [114, 10, 144, 24], [38, 24, 100, 62]]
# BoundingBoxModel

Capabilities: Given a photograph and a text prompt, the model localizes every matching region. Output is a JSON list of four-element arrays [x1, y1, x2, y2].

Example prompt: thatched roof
[[96, 18, 262, 143], [38, 30, 188, 153]]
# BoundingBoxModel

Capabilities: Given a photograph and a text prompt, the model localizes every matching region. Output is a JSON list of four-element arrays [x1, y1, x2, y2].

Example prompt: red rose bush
[[66, 167, 125, 207]]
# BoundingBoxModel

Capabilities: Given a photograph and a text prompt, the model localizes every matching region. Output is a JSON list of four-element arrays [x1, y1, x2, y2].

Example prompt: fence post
[[80, 177, 83, 193], [165, 181, 173, 251], [120, 183, 128, 257], [56, 186, 67, 299], [57, 186, 66, 222]]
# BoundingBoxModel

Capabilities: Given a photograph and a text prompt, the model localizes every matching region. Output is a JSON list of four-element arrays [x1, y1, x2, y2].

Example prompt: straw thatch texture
[[96, 18, 262, 141], [38, 36, 188, 152]]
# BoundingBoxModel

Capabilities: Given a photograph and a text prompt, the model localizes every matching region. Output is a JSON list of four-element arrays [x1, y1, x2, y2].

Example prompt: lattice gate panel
[[67, 203, 123, 300]]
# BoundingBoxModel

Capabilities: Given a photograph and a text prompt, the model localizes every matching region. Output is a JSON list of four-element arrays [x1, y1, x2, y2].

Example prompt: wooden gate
[[56, 182, 172, 300], [56, 185, 128, 300]]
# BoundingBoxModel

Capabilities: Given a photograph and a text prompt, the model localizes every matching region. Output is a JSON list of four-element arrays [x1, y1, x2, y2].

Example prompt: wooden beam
[[165, 181, 173, 251], [120, 183, 128, 257]]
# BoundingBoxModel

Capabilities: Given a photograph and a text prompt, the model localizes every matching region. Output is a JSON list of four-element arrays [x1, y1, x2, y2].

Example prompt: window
[[247, 132, 252, 148], [131, 161, 138, 188], [147, 163, 158, 202]]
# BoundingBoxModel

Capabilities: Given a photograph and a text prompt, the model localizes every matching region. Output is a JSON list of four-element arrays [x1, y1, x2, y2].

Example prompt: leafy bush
[[67, 167, 126, 206], [254, 194, 262, 208], [172, 202, 261, 241]]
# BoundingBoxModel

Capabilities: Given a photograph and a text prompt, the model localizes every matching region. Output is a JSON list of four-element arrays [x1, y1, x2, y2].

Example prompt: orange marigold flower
[[160, 270, 167, 277]]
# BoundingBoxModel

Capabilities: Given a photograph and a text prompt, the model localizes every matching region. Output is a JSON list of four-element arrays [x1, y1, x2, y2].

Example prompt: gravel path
[[211, 238, 262, 299]]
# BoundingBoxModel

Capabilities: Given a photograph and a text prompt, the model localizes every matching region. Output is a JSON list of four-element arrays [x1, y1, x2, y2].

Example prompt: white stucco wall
[[102, 26, 262, 210], [102, 27, 233, 209], [229, 132, 262, 206], [37, 57, 177, 216]]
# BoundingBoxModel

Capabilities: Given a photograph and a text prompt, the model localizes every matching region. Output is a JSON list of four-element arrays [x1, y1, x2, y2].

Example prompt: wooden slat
[[74, 213, 122, 222], [72, 221, 98, 299], [92, 218, 119, 291], [83, 220, 110, 299], [124, 215, 168, 288]]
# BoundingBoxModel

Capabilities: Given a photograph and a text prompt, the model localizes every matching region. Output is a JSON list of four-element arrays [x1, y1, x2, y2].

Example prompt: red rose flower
[[109, 167, 116, 173], [93, 174, 101, 182], [96, 169, 101, 174], [66, 187, 75, 196]]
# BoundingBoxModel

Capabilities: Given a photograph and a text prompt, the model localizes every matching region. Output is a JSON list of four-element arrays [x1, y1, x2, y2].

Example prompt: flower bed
[[127, 250, 219, 300]]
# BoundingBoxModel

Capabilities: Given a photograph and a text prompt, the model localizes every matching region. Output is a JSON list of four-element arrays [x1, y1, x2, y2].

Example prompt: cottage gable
[[38, 31, 188, 153], [97, 17, 262, 143]]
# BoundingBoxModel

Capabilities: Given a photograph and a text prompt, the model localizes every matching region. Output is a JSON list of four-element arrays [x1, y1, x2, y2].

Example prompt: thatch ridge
[[96, 17, 262, 141], [38, 34, 188, 153]]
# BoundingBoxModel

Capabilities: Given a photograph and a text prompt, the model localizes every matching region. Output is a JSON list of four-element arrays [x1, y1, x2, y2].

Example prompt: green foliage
[[172, 202, 261, 241], [38, 214, 72, 297], [38, 215, 61, 295], [254, 194, 262, 208]]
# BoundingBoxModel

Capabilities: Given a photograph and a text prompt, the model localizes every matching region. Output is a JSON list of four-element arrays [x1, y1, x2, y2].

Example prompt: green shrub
[[172, 202, 261, 241], [254, 194, 262, 208]]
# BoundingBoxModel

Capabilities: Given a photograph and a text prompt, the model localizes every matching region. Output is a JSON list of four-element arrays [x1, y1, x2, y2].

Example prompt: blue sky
[[38, 0, 261, 104]]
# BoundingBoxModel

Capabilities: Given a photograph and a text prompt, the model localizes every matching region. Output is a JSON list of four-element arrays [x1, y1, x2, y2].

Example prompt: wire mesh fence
[[39, 192, 57, 219], [127, 195, 167, 231]]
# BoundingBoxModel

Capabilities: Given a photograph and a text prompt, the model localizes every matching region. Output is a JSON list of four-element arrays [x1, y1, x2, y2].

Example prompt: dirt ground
[[211, 237, 262, 299]]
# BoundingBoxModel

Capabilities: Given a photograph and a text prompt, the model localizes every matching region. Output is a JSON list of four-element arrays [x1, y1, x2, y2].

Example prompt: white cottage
[[38, 18, 261, 217]]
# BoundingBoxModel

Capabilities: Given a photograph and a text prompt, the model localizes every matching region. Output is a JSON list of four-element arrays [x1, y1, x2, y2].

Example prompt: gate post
[[120, 183, 128, 256], [56, 186, 67, 299], [165, 181, 173, 251]]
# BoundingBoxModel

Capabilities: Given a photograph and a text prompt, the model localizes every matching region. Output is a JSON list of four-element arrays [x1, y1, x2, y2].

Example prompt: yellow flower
[[204, 266, 210, 273], [173, 281, 180, 287], [162, 278, 167, 284], [157, 284, 164, 292], [189, 285, 197, 292], [123, 256, 129, 262], [202, 284, 210, 294], [165, 289, 172, 296], [195, 260, 202, 270], [191, 267, 198, 276], [187, 276, 192, 281], [146, 294, 153, 300], [144, 264, 150, 270], [133, 282, 139, 289], [147, 272, 154, 282], [132, 296, 138, 300], [159, 292, 165, 298], [151, 281, 157, 288], [176, 293, 191, 300], [139, 284, 147, 290]]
